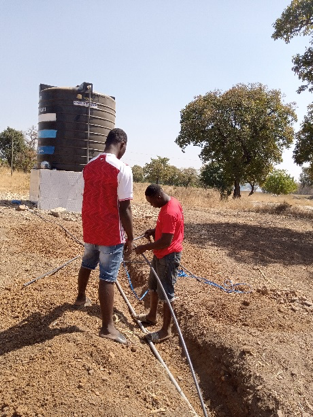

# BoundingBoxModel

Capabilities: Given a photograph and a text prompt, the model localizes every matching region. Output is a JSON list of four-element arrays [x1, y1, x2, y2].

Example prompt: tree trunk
[[233, 180, 241, 198], [249, 183, 255, 196]]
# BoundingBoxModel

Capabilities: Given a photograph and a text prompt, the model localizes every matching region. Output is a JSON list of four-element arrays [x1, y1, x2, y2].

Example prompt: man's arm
[[135, 233, 173, 255], [119, 200, 134, 252]]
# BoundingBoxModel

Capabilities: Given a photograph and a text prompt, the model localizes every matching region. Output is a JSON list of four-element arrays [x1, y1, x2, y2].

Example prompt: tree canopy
[[175, 83, 297, 198], [0, 127, 37, 172], [132, 165, 144, 182], [143, 156, 171, 184], [200, 162, 233, 199], [272, 0, 313, 93], [299, 166, 313, 187], [293, 103, 313, 177], [262, 169, 298, 195], [132, 157, 200, 187]]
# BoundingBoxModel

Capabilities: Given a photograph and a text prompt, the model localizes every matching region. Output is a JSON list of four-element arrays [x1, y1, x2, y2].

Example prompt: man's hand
[[144, 228, 155, 241], [124, 239, 134, 254], [135, 244, 148, 255]]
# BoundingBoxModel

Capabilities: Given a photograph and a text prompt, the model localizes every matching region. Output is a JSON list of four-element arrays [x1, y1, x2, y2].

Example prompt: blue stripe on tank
[[38, 129, 57, 138], [37, 146, 55, 155]]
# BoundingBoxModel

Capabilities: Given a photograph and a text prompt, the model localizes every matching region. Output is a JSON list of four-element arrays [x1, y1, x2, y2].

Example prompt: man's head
[[105, 128, 127, 159], [145, 184, 169, 208]]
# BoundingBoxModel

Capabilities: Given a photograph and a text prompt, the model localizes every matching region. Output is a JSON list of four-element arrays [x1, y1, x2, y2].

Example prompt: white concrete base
[[29, 169, 84, 212]]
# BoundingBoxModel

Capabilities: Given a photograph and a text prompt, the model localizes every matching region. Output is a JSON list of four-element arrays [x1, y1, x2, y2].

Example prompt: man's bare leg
[[98, 280, 124, 341], [158, 301, 173, 339], [145, 290, 159, 322], [145, 301, 174, 343], [74, 266, 92, 306]]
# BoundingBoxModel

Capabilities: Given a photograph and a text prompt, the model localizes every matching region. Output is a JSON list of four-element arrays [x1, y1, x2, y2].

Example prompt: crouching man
[[135, 184, 184, 343]]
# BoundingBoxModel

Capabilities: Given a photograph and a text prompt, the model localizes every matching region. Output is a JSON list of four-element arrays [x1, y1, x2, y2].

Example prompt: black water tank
[[37, 82, 116, 171]]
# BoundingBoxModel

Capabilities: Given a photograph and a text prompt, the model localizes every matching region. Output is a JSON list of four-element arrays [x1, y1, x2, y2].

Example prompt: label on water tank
[[37, 146, 55, 155], [73, 100, 98, 109], [38, 113, 57, 122], [38, 130, 57, 138]]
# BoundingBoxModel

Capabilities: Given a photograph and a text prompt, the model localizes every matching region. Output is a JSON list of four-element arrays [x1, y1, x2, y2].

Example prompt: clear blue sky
[[0, 0, 312, 179]]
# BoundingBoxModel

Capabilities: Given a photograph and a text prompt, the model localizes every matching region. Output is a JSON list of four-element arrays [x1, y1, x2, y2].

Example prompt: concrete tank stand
[[29, 169, 84, 212]]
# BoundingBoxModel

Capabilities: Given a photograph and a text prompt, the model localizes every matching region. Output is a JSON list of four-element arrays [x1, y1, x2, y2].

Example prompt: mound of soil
[[0, 201, 312, 417]]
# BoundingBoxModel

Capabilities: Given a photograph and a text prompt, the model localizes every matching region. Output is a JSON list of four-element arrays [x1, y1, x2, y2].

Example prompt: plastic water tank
[[37, 82, 116, 171]]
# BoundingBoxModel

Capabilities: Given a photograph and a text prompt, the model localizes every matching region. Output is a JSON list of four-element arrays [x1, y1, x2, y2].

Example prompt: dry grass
[[133, 183, 221, 208], [0, 168, 30, 194], [134, 182, 313, 219], [134, 182, 313, 208], [1, 168, 313, 217]]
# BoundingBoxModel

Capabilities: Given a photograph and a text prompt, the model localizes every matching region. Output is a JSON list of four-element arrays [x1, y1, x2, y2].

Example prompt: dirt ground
[[0, 194, 313, 417]]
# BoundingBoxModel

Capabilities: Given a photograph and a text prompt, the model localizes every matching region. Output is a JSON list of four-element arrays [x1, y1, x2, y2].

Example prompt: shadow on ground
[[185, 221, 313, 267], [0, 303, 81, 356]]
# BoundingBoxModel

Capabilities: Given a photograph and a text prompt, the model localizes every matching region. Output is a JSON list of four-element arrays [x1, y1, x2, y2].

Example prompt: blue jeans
[[148, 252, 181, 302], [81, 243, 124, 283]]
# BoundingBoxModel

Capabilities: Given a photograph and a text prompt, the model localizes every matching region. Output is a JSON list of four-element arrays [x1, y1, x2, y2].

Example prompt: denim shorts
[[148, 252, 181, 302], [81, 243, 124, 283]]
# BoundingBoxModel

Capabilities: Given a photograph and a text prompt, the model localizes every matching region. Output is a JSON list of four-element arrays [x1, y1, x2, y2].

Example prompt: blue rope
[[122, 260, 149, 301], [178, 267, 252, 294]]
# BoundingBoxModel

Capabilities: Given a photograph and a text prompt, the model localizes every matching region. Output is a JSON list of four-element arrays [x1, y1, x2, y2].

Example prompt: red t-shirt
[[82, 153, 133, 246], [153, 197, 184, 259]]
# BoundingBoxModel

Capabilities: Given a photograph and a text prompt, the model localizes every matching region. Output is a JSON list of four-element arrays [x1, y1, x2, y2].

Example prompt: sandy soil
[[0, 197, 313, 417]]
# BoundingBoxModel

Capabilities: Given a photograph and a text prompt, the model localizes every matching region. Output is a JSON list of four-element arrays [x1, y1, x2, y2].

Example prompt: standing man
[[135, 184, 184, 343], [74, 128, 134, 345]]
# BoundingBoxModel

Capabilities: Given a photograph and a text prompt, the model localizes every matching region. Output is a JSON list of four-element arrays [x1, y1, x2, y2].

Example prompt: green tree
[[166, 165, 182, 186], [245, 165, 270, 196], [0, 127, 26, 170], [200, 162, 233, 199], [143, 156, 171, 184], [272, 0, 313, 93], [294, 104, 313, 175], [15, 146, 36, 172], [132, 165, 144, 182], [180, 168, 199, 188], [262, 169, 298, 195], [176, 83, 297, 198], [0, 126, 37, 172], [299, 166, 313, 187]]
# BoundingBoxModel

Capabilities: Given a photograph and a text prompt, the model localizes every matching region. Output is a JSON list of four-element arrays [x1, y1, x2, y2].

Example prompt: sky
[[0, 0, 312, 180]]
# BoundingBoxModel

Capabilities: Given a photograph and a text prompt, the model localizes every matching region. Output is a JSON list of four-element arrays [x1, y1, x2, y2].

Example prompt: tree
[[132, 165, 144, 182], [176, 83, 297, 198], [200, 162, 233, 199], [0, 127, 26, 170], [24, 125, 38, 150], [262, 169, 298, 195], [272, 0, 313, 93], [294, 104, 313, 175], [166, 165, 182, 186], [299, 166, 313, 187], [143, 156, 171, 184], [0, 127, 37, 172], [179, 168, 199, 188], [15, 145, 36, 172], [20, 126, 37, 172]]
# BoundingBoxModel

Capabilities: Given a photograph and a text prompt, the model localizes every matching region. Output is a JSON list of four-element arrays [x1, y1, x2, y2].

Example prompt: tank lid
[[39, 82, 115, 100], [39, 83, 56, 92]]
